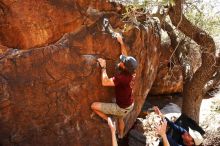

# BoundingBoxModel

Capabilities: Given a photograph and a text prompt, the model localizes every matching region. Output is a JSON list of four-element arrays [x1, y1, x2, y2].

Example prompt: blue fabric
[[165, 117, 187, 146], [166, 135, 182, 146]]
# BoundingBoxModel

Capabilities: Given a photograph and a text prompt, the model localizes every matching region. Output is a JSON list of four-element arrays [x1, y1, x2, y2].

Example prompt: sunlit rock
[[0, 1, 161, 145]]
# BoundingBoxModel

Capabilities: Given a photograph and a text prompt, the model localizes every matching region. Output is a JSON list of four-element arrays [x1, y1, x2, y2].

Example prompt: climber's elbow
[[102, 78, 115, 86]]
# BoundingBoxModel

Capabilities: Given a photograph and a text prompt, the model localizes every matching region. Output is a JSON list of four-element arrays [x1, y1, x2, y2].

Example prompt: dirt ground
[[145, 92, 220, 146], [200, 93, 220, 146]]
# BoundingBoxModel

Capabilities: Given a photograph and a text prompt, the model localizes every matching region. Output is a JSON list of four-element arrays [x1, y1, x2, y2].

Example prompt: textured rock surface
[[149, 44, 183, 95], [0, 1, 161, 145], [0, 0, 121, 49], [129, 113, 162, 146]]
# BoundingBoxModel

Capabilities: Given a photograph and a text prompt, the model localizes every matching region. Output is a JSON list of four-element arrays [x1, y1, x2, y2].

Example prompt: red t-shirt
[[113, 73, 135, 108]]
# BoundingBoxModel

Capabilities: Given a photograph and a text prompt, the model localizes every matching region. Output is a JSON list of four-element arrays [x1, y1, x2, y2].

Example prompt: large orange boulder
[[0, 0, 121, 49], [0, 1, 161, 146], [149, 43, 183, 95]]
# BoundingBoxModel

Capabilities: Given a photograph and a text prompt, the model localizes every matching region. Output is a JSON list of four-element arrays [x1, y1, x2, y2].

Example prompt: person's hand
[[153, 106, 162, 116], [115, 33, 123, 44], [97, 58, 106, 68], [108, 117, 116, 133], [157, 120, 167, 137]]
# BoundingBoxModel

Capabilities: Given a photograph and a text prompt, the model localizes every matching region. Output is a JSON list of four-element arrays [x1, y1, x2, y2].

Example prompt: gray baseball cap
[[119, 55, 138, 74]]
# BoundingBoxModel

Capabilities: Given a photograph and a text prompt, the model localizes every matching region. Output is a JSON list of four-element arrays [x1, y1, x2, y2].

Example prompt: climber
[[91, 33, 138, 139], [154, 106, 204, 146]]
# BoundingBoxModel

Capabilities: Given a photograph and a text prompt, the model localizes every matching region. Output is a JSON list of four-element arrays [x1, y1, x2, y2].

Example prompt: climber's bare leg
[[118, 117, 125, 138], [91, 102, 108, 121]]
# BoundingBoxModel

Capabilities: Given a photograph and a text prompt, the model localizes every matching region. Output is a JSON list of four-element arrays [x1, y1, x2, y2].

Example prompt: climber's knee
[[91, 102, 101, 110]]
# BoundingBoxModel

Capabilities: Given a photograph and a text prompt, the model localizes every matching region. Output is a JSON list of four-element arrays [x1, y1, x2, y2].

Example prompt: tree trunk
[[169, 0, 217, 123]]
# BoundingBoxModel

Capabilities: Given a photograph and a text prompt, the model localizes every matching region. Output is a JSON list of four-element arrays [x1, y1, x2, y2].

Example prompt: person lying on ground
[[108, 117, 118, 146], [154, 106, 204, 146], [91, 33, 138, 138]]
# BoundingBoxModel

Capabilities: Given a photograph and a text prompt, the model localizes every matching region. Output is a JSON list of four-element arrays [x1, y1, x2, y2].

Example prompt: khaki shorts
[[99, 102, 134, 117]]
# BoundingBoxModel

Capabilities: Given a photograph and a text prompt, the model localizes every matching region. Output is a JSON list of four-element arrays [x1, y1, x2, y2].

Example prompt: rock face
[[149, 43, 183, 95], [0, 1, 161, 146], [0, 0, 121, 50], [129, 113, 163, 146]]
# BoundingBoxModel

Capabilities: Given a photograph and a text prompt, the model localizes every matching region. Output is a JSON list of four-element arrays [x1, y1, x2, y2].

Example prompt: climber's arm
[[98, 58, 115, 86], [101, 68, 115, 86], [116, 33, 128, 56]]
